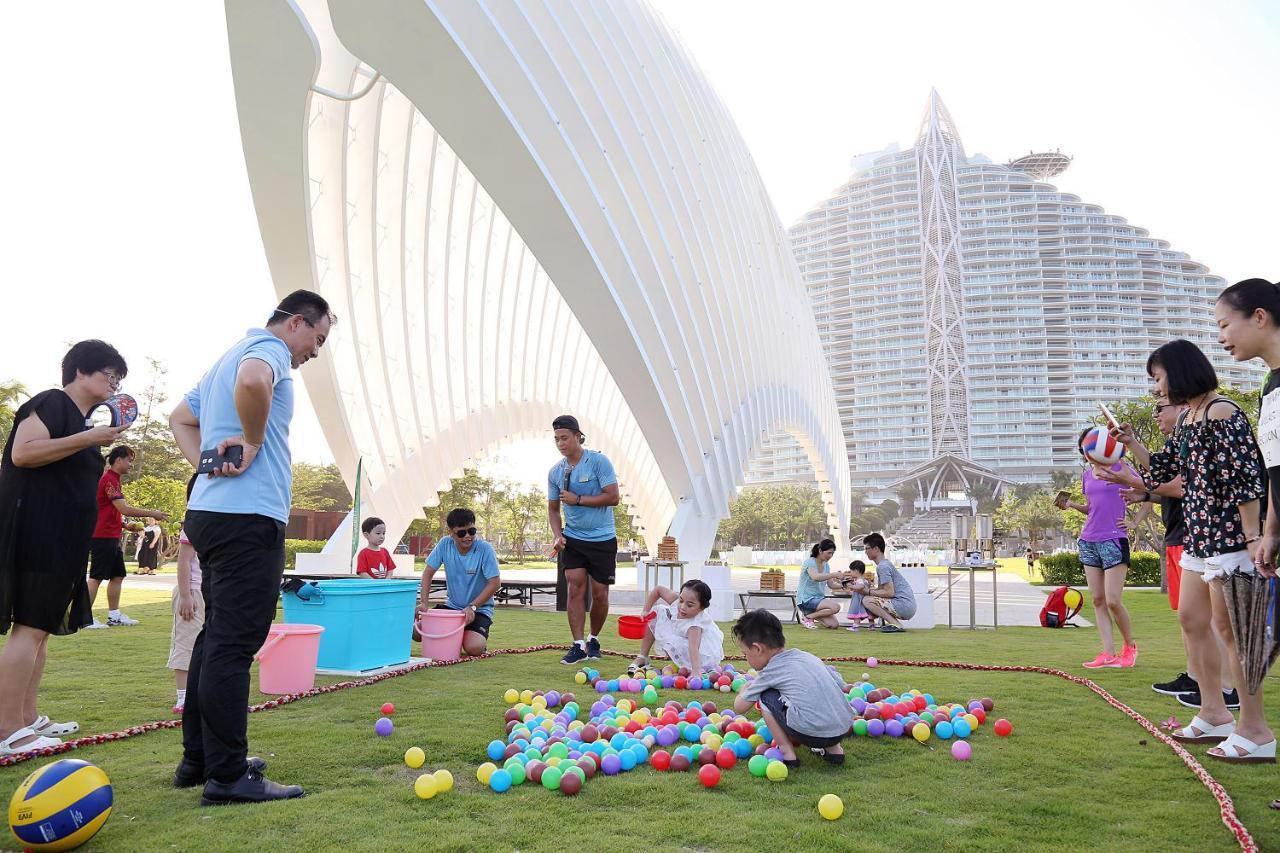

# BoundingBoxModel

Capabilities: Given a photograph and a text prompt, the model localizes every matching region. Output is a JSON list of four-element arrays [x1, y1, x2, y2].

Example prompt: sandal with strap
[[31, 715, 79, 737], [809, 747, 846, 765], [1171, 715, 1234, 744], [627, 657, 649, 676], [0, 726, 61, 756], [1207, 733, 1277, 764]]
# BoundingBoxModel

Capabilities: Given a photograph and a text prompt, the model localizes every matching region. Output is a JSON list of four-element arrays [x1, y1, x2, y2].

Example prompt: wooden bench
[[738, 589, 858, 624]]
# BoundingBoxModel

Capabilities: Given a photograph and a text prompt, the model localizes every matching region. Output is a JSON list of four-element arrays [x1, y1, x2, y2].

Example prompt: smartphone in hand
[[197, 444, 245, 474]]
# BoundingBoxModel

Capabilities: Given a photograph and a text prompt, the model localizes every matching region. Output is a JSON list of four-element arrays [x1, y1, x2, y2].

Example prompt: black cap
[[552, 414, 582, 435]]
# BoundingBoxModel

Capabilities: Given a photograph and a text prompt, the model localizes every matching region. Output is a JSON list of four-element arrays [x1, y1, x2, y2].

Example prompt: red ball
[[981, 698, 995, 712], [625, 721, 643, 734], [974, 708, 987, 724], [913, 696, 927, 711], [684, 709, 702, 724], [675, 677, 689, 689], [715, 747, 737, 769], [504, 708, 521, 723], [601, 726, 618, 740], [381, 702, 395, 715], [702, 702, 718, 715], [863, 705, 881, 720], [698, 763, 721, 787], [994, 718, 1013, 737], [697, 747, 716, 766], [504, 743, 521, 759], [661, 711, 680, 725], [581, 724, 599, 743], [562, 692, 576, 704], [559, 771, 582, 796], [651, 750, 672, 771], [578, 758, 597, 778], [527, 761, 546, 783], [670, 753, 691, 772]]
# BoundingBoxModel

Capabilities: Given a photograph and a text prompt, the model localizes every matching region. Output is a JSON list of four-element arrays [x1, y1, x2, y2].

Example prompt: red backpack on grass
[[1040, 586, 1083, 628]]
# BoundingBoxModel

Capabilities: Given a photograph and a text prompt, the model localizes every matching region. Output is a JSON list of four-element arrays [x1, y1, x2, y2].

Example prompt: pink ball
[[951, 740, 972, 761], [867, 657, 878, 668]]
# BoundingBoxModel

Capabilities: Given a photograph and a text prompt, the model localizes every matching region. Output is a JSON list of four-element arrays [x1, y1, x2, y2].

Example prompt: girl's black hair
[[680, 579, 712, 608], [810, 537, 837, 558], [1145, 339, 1218, 405], [848, 560, 866, 573], [1217, 278, 1280, 327]]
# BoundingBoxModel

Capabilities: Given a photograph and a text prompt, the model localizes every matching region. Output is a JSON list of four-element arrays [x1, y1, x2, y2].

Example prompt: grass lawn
[[2, 588, 1277, 851]]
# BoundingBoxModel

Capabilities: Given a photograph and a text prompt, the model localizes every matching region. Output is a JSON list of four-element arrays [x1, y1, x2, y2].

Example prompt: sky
[[2, 1, 1277, 489]]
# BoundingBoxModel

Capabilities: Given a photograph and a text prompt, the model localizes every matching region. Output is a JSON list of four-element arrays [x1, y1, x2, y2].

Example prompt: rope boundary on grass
[[0, 645, 1257, 851]]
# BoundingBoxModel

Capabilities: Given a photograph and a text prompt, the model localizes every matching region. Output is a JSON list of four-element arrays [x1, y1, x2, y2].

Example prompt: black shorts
[[434, 604, 493, 639], [560, 536, 617, 585], [88, 538, 126, 581], [758, 688, 845, 748]]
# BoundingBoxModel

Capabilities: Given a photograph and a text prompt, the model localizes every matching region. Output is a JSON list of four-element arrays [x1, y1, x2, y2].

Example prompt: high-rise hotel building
[[749, 91, 1255, 495]]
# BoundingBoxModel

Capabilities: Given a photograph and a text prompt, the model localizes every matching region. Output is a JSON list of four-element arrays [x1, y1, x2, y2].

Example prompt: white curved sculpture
[[224, 0, 850, 564]]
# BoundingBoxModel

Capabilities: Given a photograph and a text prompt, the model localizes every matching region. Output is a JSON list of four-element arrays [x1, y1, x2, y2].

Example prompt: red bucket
[[617, 612, 656, 640]]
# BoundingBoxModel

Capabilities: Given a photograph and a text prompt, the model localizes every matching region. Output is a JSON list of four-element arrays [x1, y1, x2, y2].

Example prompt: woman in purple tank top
[[1056, 427, 1138, 669]]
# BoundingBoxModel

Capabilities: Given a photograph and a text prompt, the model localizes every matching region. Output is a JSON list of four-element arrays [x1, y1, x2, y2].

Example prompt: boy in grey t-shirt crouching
[[733, 610, 854, 766]]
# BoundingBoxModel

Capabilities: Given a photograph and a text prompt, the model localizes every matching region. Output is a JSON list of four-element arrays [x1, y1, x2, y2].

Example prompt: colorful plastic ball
[[375, 717, 394, 736], [486, 739, 506, 760], [912, 723, 930, 743], [747, 754, 768, 777], [698, 764, 721, 787], [994, 718, 1013, 737], [885, 720, 904, 738], [7, 758, 113, 851], [651, 750, 672, 771], [541, 765, 563, 791], [476, 762, 497, 784], [558, 770, 582, 796], [404, 746, 426, 768], [507, 763, 527, 786], [670, 753, 691, 772], [764, 747, 784, 762], [715, 747, 737, 769], [866, 718, 885, 737], [619, 750, 637, 772], [489, 768, 513, 793], [504, 688, 520, 704], [818, 793, 844, 820], [953, 719, 973, 739], [575, 670, 588, 684], [520, 689, 535, 704], [381, 702, 395, 716], [433, 768, 454, 792], [765, 760, 788, 782], [852, 719, 868, 737], [601, 754, 622, 776], [414, 773, 439, 799], [951, 740, 973, 761], [935, 720, 954, 740], [867, 657, 879, 668]]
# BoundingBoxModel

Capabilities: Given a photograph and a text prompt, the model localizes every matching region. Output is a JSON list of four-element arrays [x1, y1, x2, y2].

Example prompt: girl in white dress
[[629, 580, 724, 675]]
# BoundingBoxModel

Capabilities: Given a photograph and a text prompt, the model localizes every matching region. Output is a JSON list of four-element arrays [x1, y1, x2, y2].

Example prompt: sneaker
[[85, 619, 108, 630], [1117, 645, 1139, 668], [107, 613, 140, 626], [172, 704, 184, 715], [1176, 689, 1202, 709], [1083, 653, 1120, 669], [799, 617, 817, 629], [1223, 689, 1241, 710], [1152, 672, 1198, 696], [846, 625, 859, 633], [585, 637, 602, 660], [560, 644, 588, 665]]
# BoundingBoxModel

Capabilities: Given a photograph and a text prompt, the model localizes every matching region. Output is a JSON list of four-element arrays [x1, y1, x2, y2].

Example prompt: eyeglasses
[[453, 527, 477, 538], [1154, 403, 1171, 414], [99, 370, 122, 388]]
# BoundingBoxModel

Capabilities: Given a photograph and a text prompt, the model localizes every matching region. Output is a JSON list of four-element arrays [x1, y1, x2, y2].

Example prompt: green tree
[[1048, 470, 1078, 491], [120, 419, 191, 484], [994, 490, 1064, 549], [1219, 384, 1261, 428], [859, 507, 887, 532], [291, 463, 353, 512], [895, 483, 918, 519], [614, 503, 640, 549], [879, 499, 901, 522], [968, 481, 998, 513], [502, 488, 547, 562], [0, 380, 28, 451], [123, 475, 188, 538]]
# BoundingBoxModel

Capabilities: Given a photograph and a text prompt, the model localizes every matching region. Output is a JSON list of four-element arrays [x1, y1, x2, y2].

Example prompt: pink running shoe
[[1117, 645, 1139, 668], [800, 617, 817, 629], [1083, 653, 1119, 669]]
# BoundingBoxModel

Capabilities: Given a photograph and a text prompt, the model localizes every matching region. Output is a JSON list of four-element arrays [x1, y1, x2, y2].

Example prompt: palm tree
[[0, 380, 29, 450]]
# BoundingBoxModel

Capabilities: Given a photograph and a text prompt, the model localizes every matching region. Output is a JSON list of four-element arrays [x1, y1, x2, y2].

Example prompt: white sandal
[[1171, 715, 1234, 744], [31, 715, 79, 737], [0, 726, 61, 756], [1207, 733, 1278, 764]]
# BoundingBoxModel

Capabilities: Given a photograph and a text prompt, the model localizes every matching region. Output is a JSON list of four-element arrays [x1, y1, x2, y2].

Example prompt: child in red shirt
[[355, 517, 396, 579]]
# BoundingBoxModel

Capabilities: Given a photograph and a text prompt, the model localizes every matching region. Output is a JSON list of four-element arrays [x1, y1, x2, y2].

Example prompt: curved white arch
[[224, 0, 850, 563]]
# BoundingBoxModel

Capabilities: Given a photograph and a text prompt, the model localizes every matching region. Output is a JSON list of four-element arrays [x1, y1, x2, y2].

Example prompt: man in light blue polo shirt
[[547, 414, 620, 665], [418, 508, 502, 656], [168, 290, 333, 805]]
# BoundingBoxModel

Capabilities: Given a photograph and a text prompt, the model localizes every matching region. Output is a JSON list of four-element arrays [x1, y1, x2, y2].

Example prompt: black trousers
[[181, 511, 285, 783]]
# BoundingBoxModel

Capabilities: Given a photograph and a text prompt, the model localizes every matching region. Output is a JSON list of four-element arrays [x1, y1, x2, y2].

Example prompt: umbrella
[[1221, 572, 1280, 695]]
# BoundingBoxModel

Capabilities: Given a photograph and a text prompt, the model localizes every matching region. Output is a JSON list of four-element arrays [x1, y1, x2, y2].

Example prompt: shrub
[[1038, 550, 1161, 587], [284, 539, 326, 570]]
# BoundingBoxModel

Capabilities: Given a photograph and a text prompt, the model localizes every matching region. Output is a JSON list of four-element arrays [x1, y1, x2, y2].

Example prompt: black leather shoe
[[175, 756, 267, 789], [200, 765, 302, 805]]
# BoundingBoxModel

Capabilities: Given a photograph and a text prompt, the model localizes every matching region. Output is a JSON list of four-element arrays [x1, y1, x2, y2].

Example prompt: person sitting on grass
[[732, 609, 854, 766], [796, 537, 853, 629], [840, 560, 873, 631], [417, 508, 501, 656], [355, 516, 396, 579], [860, 532, 916, 633], [628, 579, 723, 675]]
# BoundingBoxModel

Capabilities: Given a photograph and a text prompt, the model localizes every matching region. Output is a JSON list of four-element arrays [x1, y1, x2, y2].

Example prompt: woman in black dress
[[0, 340, 128, 755]]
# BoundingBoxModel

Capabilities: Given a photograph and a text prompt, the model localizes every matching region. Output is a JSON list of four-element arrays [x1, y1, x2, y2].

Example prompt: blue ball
[[733, 739, 753, 758], [936, 720, 954, 740], [487, 739, 507, 760], [610, 732, 629, 750], [953, 718, 973, 738], [619, 750, 637, 771], [607, 679, 620, 692], [489, 768, 512, 792]]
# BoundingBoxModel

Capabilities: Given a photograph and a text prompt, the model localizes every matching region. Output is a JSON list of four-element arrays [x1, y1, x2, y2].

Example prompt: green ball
[[507, 763, 527, 786], [524, 746, 542, 761], [541, 766, 563, 791], [748, 754, 769, 777], [852, 719, 868, 736], [565, 765, 587, 784], [724, 731, 741, 743], [548, 742, 569, 759]]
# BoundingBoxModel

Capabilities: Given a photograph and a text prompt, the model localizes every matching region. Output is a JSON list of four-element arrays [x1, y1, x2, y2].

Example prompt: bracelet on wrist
[[1246, 535, 1262, 544]]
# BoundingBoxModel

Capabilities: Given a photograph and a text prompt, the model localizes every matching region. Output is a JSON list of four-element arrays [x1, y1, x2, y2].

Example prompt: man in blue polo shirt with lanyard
[[548, 414, 620, 665], [168, 290, 333, 805]]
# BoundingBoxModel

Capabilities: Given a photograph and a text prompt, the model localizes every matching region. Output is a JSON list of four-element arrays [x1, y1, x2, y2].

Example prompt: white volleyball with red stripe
[[1082, 426, 1124, 466]]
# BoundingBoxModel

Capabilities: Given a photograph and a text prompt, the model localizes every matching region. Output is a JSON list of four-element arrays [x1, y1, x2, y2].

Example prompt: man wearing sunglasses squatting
[[417, 507, 501, 656]]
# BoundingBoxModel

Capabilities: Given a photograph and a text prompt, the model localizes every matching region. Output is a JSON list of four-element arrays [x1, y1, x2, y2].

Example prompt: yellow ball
[[404, 747, 426, 769], [546, 756, 562, 767], [414, 774, 439, 799], [765, 760, 788, 782], [748, 734, 764, 747], [912, 723, 931, 743], [1063, 588, 1083, 610], [703, 733, 723, 751], [574, 671, 587, 684], [503, 688, 519, 704], [476, 762, 497, 784], [963, 713, 979, 729], [520, 689, 535, 704], [433, 768, 454, 792], [818, 793, 844, 821], [617, 699, 633, 713]]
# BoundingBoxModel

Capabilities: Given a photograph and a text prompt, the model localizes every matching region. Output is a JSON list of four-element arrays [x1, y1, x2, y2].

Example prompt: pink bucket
[[255, 623, 325, 695], [416, 610, 467, 661]]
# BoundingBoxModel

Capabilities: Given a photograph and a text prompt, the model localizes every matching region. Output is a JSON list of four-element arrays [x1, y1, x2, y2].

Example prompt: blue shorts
[[797, 597, 825, 615], [1077, 538, 1131, 570]]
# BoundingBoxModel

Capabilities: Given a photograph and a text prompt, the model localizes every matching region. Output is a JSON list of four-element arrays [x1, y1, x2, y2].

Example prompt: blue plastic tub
[[282, 578, 419, 672]]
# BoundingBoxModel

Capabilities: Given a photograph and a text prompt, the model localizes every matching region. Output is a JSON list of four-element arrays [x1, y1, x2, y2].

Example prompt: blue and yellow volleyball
[[8, 759, 112, 851]]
